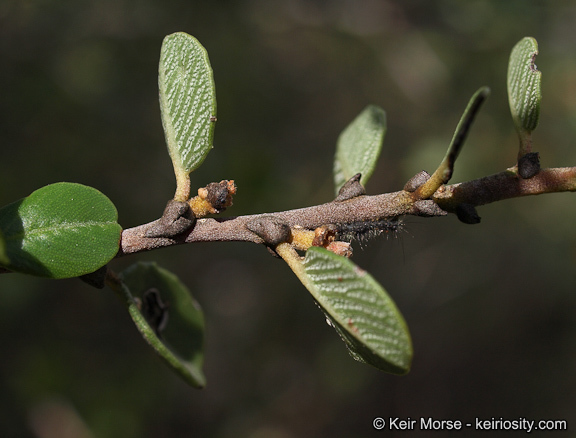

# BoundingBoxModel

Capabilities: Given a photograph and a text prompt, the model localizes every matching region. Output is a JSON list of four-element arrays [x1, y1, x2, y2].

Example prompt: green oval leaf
[[0, 183, 121, 278], [294, 246, 412, 374], [507, 37, 541, 136], [334, 105, 386, 195], [118, 262, 205, 388], [159, 32, 217, 192]]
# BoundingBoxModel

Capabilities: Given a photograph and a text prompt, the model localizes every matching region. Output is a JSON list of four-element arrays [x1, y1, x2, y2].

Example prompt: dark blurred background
[[2, 1, 576, 437]]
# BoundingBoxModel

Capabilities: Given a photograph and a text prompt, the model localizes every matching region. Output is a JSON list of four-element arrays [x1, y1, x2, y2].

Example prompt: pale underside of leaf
[[507, 37, 541, 134], [334, 105, 386, 195], [159, 32, 217, 178], [303, 247, 412, 374]]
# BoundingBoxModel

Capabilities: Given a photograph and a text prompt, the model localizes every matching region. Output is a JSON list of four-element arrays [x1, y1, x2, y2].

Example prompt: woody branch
[[118, 165, 576, 256]]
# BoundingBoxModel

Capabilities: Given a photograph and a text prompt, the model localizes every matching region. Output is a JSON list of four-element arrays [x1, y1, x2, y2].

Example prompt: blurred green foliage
[[2, 1, 576, 437]]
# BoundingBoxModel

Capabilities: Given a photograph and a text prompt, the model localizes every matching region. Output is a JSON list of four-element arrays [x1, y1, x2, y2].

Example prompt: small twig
[[2, 164, 576, 277], [119, 190, 419, 255], [433, 166, 576, 213], [3, 165, 576, 277], [118, 165, 576, 256]]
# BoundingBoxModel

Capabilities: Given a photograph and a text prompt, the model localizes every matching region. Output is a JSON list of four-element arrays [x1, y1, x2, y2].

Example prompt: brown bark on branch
[[118, 166, 576, 256], [433, 167, 576, 213]]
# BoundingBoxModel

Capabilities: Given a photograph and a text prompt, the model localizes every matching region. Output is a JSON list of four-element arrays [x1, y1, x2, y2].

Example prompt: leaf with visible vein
[[334, 105, 386, 195], [0, 183, 121, 278], [277, 243, 412, 375], [507, 37, 541, 136], [159, 32, 217, 198]]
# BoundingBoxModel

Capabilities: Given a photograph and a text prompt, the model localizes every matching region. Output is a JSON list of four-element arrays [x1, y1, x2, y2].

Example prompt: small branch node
[[189, 180, 236, 217], [335, 173, 366, 202], [312, 224, 338, 247], [413, 200, 448, 217], [517, 152, 541, 179], [455, 203, 481, 224], [404, 170, 431, 193], [246, 216, 291, 247], [289, 226, 315, 251], [145, 200, 196, 238]]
